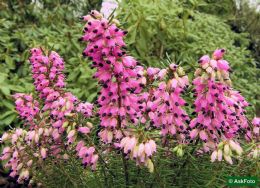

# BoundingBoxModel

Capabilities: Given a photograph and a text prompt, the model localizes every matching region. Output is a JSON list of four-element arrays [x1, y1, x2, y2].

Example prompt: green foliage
[[33, 155, 104, 188], [199, 0, 260, 65], [116, 0, 259, 117], [197, 0, 237, 18], [33, 145, 259, 188], [0, 1, 259, 187], [0, 0, 102, 131], [230, 1, 260, 68]]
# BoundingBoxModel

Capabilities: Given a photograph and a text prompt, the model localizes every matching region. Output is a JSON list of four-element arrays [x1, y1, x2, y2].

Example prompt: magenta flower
[[79, 10, 159, 170], [143, 64, 190, 142], [13, 93, 40, 127], [251, 117, 260, 138], [190, 49, 249, 164], [119, 136, 156, 171], [80, 10, 145, 145], [1, 48, 97, 183]]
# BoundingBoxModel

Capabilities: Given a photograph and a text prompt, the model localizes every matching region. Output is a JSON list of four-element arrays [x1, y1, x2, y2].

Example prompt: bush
[[0, 1, 259, 187], [0, 9, 259, 188]]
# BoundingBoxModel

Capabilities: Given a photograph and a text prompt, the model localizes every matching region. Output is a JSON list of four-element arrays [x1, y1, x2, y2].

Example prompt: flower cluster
[[29, 48, 65, 98], [119, 136, 156, 172], [30, 48, 75, 126], [79, 10, 159, 168], [1, 48, 97, 183], [144, 64, 190, 141], [13, 93, 40, 127], [210, 140, 243, 164], [76, 141, 99, 170], [189, 49, 249, 163], [0, 126, 69, 183], [80, 11, 145, 143], [29, 48, 94, 143], [76, 102, 94, 118], [79, 11, 256, 166]]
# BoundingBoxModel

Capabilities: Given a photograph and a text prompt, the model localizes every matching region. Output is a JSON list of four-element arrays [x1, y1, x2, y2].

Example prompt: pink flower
[[119, 136, 156, 166], [80, 10, 145, 144], [143, 65, 189, 141], [76, 102, 93, 117], [252, 117, 260, 126], [198, 55, 210, 64], [40, 148, 47, 159], [212, 48, 225, 60], [190, 129, 199, 139], [13, 93, 39, 126], [78, 127, 91, 134], [199, 130, 208, 142], [189, 49, 249, 164]]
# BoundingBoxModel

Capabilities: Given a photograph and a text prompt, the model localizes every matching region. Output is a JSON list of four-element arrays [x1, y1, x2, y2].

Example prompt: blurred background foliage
[[0, 0, 259, 187]]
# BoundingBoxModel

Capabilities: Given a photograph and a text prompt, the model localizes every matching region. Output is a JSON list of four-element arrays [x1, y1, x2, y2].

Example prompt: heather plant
[[0, 10, 259, 188], [190, 49, 249, 164], [1, 48, 98, 184]]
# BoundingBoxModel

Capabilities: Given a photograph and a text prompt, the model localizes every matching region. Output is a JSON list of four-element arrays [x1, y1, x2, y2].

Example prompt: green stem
[[85, 135, 115, 178], [122, 152, 129, 188], [175, 140, 199, 184], [101, 160, 109, 188], [149, 157, 164, 188], [116, 74, 130, 187]]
